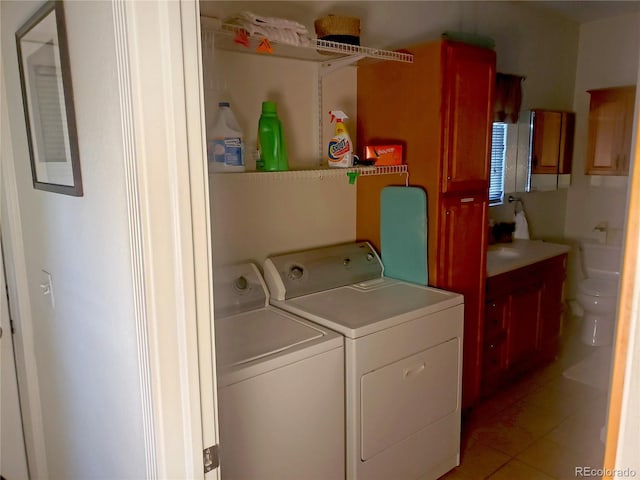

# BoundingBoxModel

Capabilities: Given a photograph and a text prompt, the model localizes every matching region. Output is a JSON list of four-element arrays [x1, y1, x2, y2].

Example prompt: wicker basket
[[314, 15, 360, 45]]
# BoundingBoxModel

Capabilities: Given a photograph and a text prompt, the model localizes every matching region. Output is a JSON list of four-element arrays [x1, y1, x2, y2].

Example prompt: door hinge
[[203, 445, 219, 473]]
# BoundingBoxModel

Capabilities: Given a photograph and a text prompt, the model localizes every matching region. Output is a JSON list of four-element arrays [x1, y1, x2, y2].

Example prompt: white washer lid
[[215, 307, 326, 368], [580, 278, 618, 297]]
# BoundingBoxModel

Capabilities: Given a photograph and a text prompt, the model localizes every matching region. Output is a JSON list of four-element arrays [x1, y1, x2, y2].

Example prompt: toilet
[[576, 241, 621, 346]]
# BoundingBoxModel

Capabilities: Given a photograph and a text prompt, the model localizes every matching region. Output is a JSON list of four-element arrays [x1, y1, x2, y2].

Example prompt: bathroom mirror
[[503, 110, 574, 194]]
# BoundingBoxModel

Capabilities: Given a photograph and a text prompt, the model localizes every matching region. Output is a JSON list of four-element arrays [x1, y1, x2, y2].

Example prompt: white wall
[[566, 13, 640, 242], [561, 13, 640, 297], [1, 1, 146, 478], [204, 48, 358, 266], [200, 0, 581, 265]]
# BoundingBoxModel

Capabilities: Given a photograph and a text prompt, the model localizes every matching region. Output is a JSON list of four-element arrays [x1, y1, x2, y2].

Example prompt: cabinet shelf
[[210, 165, 409, 184], [202, 20, 413, 65]]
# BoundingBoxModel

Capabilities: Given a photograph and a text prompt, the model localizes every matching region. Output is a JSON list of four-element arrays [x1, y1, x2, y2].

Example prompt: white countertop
[[486, 239, 571, 277]]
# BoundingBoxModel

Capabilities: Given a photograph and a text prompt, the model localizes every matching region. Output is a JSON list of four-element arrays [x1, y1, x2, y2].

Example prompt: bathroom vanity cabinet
[[482, 253, 567, 397], [356, 40, 495, 409], [586, 86, 636, 176]]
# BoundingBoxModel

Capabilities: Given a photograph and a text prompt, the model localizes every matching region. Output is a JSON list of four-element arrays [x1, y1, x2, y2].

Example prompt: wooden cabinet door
[[531, 110, 575, 175], [558, 112, 575, 174], [539, 255, 567, 360], [441, 43, 495, 194], [437, 193, 488, 408], [482, 296, 509, 396], [586, 86, 636, 175], [531, 110, 562, 174], [506, 283, 543, 371]]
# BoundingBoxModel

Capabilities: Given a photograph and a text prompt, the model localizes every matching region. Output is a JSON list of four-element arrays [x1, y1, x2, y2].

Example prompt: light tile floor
[[443, 316, 610, 480]]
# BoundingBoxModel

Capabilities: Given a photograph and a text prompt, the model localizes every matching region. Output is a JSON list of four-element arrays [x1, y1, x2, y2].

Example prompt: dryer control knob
[[233, 276, 249, 291], [289, 266, 304, 280]]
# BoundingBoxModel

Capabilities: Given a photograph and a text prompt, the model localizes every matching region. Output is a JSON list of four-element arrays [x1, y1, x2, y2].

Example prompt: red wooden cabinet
[[482, 254, 567, 396], [357, 40, 495, 409], [442, 43, 496, 194]]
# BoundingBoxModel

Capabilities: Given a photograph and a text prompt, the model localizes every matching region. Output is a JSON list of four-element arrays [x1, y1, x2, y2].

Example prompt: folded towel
[[226, 11, 312, 46], [513, 211, 530, 240], [239, 11, 309, 34]]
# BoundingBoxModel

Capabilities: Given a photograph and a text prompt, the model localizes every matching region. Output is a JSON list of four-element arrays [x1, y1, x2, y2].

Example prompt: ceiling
[[533, 1, 640, 23]]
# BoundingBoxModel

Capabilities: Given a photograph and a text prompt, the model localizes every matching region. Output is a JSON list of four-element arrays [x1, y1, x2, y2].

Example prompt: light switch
[[40, 270, 55, 309]]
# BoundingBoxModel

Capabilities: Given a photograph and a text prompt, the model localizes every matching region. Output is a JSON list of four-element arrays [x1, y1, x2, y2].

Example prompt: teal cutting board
[[380, 186, 428, 285]]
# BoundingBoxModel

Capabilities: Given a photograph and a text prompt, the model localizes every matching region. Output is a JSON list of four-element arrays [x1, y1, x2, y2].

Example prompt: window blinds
[[489, 123, 507, 204]]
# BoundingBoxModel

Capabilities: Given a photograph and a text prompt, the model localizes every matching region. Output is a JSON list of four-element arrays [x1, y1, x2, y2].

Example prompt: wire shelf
[[209, 165, 409, 184], [203, 21, 413, 65]]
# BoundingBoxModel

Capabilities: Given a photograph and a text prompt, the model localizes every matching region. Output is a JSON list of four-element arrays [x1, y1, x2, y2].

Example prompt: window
[[489, 122, 507, 205]]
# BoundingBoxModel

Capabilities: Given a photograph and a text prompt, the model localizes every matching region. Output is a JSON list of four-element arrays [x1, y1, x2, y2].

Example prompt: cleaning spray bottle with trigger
[[327, 110, 354, 168]]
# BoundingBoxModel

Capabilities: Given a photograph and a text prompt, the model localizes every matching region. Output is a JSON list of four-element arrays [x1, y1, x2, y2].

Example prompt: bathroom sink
[[486, 240, 571, 277], [489, 247, 521, 259]]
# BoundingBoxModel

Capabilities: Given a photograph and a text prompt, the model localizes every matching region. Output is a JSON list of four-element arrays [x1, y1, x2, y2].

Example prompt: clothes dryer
[[264, 242, 464, 480]]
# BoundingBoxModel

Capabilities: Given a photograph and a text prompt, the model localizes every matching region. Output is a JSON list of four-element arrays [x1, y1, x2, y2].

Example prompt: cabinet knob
[[447, 176, 451, 180]]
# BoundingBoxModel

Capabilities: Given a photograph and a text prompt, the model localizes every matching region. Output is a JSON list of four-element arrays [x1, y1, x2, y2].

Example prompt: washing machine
[[214, 263, 344, 480], [264, 242, 464, 480]]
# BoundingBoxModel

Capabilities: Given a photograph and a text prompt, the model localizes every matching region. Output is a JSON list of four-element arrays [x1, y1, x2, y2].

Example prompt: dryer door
[[360, 338, 459, 461]]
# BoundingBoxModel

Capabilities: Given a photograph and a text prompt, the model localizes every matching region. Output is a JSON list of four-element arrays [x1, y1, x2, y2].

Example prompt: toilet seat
[[579, 278, 618, 297]]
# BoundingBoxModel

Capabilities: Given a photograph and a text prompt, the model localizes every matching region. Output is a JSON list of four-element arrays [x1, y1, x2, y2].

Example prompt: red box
[[364, 145, 403, 166]]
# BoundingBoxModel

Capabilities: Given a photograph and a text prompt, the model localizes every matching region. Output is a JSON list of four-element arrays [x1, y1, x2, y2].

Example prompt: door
[[531, 110, 576, 175], [436, 193, 488, 408], [586, 86, 636, 175], [482, 296, 509, 396], [441, 42, 496, 194], [531, 110, 562, 174], [1, 240, 30, 480], [539, 255, 567, 360], [507, 282, 543, 371]]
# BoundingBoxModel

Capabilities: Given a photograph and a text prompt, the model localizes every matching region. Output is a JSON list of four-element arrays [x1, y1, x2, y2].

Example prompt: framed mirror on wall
[[16, 0, 83, 196]]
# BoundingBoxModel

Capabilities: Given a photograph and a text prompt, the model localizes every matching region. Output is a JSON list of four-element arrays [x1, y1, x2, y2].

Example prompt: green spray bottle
[[257, 101, 289, 171]]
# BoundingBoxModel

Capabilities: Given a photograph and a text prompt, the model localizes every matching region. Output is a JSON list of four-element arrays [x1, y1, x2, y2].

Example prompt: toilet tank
[[581, 241, 622, 280]]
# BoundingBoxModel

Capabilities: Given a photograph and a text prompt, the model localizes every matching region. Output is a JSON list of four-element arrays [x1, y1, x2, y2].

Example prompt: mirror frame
[[16, 0, 83, 196]]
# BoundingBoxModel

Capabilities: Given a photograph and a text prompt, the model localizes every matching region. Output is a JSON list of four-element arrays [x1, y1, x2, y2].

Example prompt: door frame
[[0, 36, 48, 480], [110, 0, 218, 477], [0, 235, 30, 480], [603, 63, 640, 476]]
